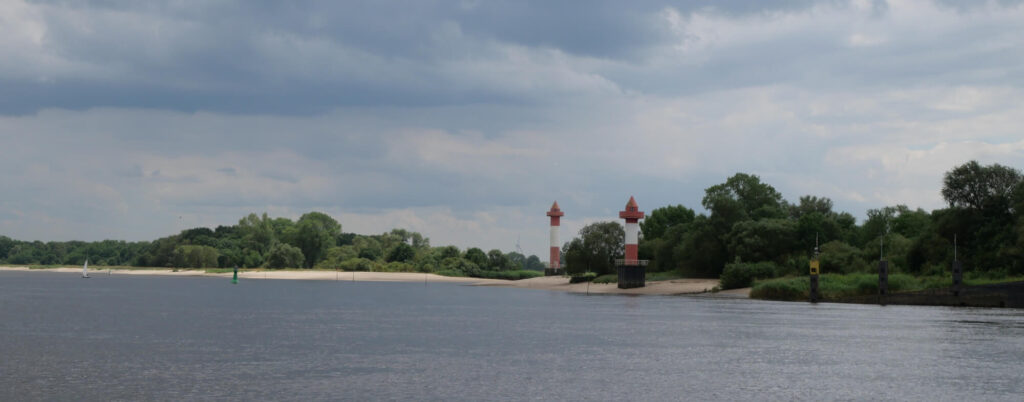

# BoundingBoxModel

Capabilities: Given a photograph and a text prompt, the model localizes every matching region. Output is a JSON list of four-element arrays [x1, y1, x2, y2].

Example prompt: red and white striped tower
[[619, 196, 645, 264], [546, 201, 564, 273]]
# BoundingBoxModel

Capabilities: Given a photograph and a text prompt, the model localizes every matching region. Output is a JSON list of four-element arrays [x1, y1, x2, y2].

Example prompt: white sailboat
[[82, 259, 90, 278]]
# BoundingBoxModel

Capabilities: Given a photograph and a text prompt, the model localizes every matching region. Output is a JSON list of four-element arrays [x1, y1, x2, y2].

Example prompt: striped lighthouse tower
[[617, 196, 646, 288], [619, 196, 645, 264], [546, 201, 565, 276]]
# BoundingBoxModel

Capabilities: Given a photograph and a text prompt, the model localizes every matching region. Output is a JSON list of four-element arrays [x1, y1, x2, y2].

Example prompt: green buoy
[[232, 266, 238, 284]]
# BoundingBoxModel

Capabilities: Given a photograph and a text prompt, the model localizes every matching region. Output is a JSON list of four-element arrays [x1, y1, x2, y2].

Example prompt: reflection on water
[[2, 271, 1023, 401]]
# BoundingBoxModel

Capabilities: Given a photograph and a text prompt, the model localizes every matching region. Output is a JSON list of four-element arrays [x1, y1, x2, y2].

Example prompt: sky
[[1, 0, 1023, 258]]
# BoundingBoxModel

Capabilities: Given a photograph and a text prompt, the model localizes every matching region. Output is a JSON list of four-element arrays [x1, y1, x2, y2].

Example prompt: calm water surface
[[2, 271, 1023, 401]]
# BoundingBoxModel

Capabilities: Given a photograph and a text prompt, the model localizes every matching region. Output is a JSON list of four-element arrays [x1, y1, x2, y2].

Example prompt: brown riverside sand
[[0, 266, 725, 296]]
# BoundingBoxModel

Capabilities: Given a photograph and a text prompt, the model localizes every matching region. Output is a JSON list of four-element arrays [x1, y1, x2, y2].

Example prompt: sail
[[82, 260, 89, 278]]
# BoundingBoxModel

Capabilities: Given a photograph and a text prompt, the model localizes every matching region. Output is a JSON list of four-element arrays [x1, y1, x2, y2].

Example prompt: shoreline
[[476, 275, 724, 296], [0, 266, 730, 296]]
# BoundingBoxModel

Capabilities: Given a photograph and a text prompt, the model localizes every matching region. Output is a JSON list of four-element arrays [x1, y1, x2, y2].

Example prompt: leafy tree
[[562, 221, 624, 275], [942, 160, 1022, 212], [726, 218, 799, 264], [386, 243, 415, 263], [435, 245, 461, 260], [0, 235, 14, 261], [295, 212, 341, 268], [238, 213, 274, 254], [265, 243, 304, 269], [506, 251, 526, 270], [818, 240, 866, 274], [171, 245, 220, 268], [788, 195, 834, 219], [486, 249, 511, 271], [702, 173, 785, 222], [672, 216, 729, 278], [525, 254, 544, 270], [358, 247, 381, 260], [464, 247, 488, 267], [640, 204, 695, 240]]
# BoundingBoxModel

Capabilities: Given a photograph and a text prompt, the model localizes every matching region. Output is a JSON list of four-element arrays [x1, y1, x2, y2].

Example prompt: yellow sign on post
[[809, 260, 820, 275]]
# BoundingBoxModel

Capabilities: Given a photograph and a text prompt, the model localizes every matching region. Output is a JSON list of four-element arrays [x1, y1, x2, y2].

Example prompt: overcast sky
[[2, 0, 1023, 257]]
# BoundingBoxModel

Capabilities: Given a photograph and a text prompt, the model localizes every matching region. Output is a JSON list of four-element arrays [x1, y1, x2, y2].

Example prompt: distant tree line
[[0, 211, 546, 278], [563, 161, 1024, 280]]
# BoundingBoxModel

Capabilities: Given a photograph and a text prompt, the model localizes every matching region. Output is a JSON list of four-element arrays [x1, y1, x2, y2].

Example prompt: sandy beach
[[0, 266, 496, 284], [0, 266, 727, 296]]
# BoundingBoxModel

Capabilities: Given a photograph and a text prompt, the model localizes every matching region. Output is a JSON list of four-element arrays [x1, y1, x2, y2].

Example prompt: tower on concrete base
[[617, 196, 646, 288], [545, 201, 565, 276]]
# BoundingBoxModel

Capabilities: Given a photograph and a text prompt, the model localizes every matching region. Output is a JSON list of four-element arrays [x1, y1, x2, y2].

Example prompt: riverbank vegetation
[[561, 160, 1024, 297], [0, 213, 546, 280]]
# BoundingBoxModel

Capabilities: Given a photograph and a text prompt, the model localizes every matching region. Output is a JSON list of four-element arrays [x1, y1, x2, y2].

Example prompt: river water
[[1, 271, 1022, 401]]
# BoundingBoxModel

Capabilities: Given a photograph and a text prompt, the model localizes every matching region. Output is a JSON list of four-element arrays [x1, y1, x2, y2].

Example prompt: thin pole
[[954, 233, 958, 261], [880, 235, 884, 261]]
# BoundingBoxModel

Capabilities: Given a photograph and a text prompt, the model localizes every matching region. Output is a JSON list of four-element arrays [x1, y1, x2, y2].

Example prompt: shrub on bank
[[570, 272, 597, 283], [750, 273, 960, 301], [720, 261, 778, 289], [593, 274, 616, 284], [474, 270, 544, 280]]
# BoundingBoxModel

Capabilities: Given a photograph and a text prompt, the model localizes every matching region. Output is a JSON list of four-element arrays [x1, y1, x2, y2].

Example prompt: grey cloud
[[4, 0, 866, 116]]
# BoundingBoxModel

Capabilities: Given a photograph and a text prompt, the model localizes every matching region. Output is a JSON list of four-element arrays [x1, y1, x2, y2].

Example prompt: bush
[[750, 279, 805, 301], [720, 261, 778, 289], [377, 261, 416, 272], [338, 257, 375, 272], [570, 272, 597, 283], [265, 243, 305, 269], [474, 270, 544, 280], [593, 274, 617, 284]]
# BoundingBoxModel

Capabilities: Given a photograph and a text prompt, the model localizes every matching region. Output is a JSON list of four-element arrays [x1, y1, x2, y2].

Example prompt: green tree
[[562, 221, 624, 275], [726, 218, 799, 264], [171, 245, 220, 268], [702, 173, 785, 222], [788, 195, 834, 219], [386, 243, 415, 263], [942, 160, 1022, 212], [486, 249, 511, 271], [265, 243, 304, 269], [295, 212, 342, 268], [640, 204, 695, 240], [525, 254, 544, 270], [464, 248, 488, 267], [238, 212, 274, 254]]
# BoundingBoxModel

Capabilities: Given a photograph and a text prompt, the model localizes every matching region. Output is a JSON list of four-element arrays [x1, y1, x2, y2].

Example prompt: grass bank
[[750, 273, 1024, 301], [592, 270, 686, 284]]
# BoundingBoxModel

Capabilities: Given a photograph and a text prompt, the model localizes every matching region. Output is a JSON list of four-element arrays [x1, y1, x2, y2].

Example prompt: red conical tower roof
[[619, 196, 644, 220], [546, 201, 564, 217]]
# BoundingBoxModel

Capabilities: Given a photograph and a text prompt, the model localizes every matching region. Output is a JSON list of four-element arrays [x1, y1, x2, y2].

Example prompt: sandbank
[[0, 266, 724, 296], [0, 266, 499, 284]]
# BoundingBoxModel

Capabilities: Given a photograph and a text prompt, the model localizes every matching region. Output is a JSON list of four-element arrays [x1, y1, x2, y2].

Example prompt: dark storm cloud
[[4, 0, 840, 116]]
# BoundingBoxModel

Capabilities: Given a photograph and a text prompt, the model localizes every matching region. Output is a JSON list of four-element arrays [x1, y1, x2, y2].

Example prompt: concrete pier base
[[617, 265, 645, 289], [544, 268, 564, 276]]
